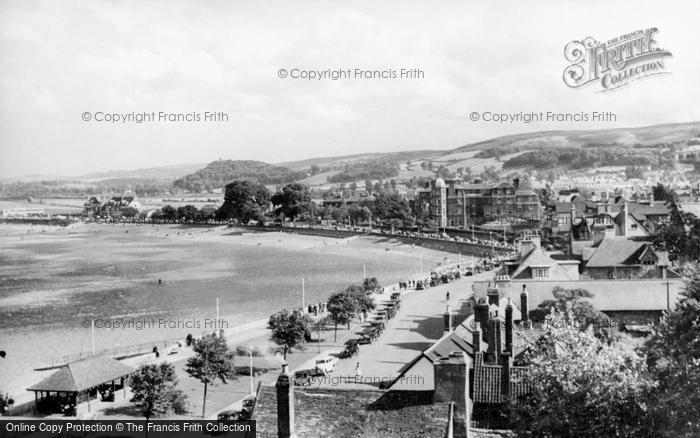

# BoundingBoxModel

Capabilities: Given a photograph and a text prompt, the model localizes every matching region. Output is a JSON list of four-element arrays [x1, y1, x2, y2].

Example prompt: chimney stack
[[433, 352, 470, 437], [443, 305, 452, 334], [505, 299, 513, 354], [500, 352, 512, 398], [276, 364, 296, 438], [474, 298, 489, 331], [622, 201, 629, 236], [472, 322, 482, 353], [487, 318, 501, 364], [520, 285, 529, 324], [487, 284, 499, 308]]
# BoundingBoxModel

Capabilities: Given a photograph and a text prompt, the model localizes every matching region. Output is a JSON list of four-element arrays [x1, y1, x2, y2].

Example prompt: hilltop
[[2, 121, 699, 197]]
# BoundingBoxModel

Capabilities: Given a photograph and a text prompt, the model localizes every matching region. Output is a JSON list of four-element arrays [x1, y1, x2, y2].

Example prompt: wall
[[249, 226, 513, 256]]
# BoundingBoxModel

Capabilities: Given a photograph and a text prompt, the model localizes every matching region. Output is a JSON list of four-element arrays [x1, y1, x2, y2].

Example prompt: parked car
[[218, 409, 246, 421], [242, 396, 256, 411], [314, 357, 336, 374], [416, 280, 425, 290], [294, 369, 324, 386], [340, 340, 359, 358]]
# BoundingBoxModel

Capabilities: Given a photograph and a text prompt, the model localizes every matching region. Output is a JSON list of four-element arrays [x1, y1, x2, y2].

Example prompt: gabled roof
[[253, 386, 452, 438], [510, 248, 579, 280], [628, 202, 671, 221], [585, 237, 662, 267], [27, 355, 134, 393]]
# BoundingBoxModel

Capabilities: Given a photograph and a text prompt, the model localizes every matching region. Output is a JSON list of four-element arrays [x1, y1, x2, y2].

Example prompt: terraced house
[[417, 178, 542, 228]]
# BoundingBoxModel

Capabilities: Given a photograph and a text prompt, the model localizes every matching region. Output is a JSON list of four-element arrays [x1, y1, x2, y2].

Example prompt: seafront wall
[[245, 225, 512, 257]]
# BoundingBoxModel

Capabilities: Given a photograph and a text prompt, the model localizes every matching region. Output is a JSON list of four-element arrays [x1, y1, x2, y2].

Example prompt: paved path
[[325, 271, 491, 389]]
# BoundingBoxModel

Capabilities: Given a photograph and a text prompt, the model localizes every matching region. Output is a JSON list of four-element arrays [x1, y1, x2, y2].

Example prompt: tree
[[271, 183, 313, 222], [185, 334, 237, 418], [267, 309, 313, 360], [528, 287, 613, 340], [641, 266, 700, 436], [177, 205, 199, 222], [160, 205, 177, 222], [129, 363, 187, 420], [372, 192, 414, 226], [511, 311, 655, 437], [121, 206, 139, 218], [652, 183, 675, 202], [362, 277, 382, 293], [310, 164, 321, 176], [217, 180, 271, 224], [327, 292, 357, 341]]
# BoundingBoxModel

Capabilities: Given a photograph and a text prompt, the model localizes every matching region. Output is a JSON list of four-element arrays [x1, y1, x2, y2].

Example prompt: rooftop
[[27, 355, 134, 393], [253, 386, 453, 438]]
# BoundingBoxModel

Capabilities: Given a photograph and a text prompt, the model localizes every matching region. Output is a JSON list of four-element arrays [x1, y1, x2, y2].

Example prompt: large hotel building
[[416, 178, 542, 228]]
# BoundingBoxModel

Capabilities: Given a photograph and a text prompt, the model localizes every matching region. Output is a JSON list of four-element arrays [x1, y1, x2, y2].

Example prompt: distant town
[[2, 123, 700, 437]]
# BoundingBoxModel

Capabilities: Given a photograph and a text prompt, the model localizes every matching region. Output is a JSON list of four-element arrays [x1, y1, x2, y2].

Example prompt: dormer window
[[533, 268, 549, 278]]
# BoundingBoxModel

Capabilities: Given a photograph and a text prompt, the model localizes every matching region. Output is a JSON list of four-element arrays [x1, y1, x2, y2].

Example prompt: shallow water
[[0, 223, 458, 394]]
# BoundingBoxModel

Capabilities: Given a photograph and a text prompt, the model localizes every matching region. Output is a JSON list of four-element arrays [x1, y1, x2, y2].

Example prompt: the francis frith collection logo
[[563, 28, 672, 92]]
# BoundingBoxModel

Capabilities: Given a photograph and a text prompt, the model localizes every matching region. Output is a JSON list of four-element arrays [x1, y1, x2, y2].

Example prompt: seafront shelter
[[27, 355, 135, 415]]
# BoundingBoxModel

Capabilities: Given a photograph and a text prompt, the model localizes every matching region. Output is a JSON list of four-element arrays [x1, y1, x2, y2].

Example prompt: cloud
[[0, 0, 699, 178]]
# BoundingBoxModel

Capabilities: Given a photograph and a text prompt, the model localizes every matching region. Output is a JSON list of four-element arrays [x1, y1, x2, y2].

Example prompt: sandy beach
[[0, 222, 463, 398]]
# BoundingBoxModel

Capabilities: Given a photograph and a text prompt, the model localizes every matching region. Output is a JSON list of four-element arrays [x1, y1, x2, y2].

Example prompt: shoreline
[[0, 222, 466, 402]]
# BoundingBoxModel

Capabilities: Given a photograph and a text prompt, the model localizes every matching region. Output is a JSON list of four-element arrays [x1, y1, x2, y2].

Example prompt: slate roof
[[628, 202, 670, 220], [472, 354, 530, 405], [585, 237, 668, 267], [27, 355, 135, 393], [253, 386, 453, 438], [510, 248, 579, 280]]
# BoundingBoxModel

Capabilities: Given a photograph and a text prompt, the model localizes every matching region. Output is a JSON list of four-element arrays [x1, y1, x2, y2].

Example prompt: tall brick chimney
[[621, 201, 629, 237], [474, 298, 489, 331], [276, 364, 296, 438], [520, 285, 529, 324], [505, 299, 513, 354], [486, 317, 501, 364], [433, 352, 470, 438], [500, 352, 512, 398], [443, 304, 453, 334], [472, 322, 482, 353]]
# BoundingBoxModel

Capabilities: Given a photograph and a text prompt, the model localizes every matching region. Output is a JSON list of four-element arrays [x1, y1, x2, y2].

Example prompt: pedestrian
[[158, 278, 162, 286], [446, 291, 450, 301], [153, 346, 160, 359]]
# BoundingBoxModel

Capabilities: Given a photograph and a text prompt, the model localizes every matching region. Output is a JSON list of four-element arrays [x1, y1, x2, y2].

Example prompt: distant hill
[[172, 160, 308, 192], [78, 163, 205, 181], [5, 121, 699, 195]]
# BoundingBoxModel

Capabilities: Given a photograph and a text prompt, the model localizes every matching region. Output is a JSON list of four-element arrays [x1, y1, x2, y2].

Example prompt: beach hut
[[27, 355, 135, 415]]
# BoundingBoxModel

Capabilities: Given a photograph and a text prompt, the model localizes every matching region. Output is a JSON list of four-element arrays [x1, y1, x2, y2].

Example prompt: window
[[533, 268, 549, 279]]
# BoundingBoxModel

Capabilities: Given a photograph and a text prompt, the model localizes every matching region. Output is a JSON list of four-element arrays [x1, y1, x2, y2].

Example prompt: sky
[[1, 0, 699, 178]]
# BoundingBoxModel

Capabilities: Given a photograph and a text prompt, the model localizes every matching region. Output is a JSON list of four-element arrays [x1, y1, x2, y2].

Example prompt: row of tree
[[267, 277, 381, 358], [218, 180, 421, 228]]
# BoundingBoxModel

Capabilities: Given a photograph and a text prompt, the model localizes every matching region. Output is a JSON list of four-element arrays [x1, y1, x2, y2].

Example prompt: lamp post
[[249, 345, 254, 395]]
